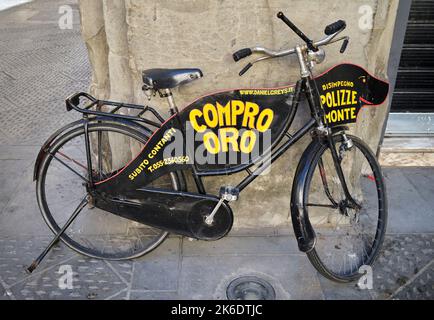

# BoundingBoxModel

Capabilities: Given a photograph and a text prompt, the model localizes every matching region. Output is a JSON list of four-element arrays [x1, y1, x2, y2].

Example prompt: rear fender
[[33, 117, 154, 181]]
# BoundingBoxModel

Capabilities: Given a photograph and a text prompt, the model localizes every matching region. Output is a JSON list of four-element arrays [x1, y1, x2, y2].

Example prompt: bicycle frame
[[32, 59, 389, 251], [89, 62, 388, 199]]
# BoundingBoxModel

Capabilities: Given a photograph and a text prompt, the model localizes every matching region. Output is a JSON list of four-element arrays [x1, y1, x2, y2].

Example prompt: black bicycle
[[29, 12, 389, 283]]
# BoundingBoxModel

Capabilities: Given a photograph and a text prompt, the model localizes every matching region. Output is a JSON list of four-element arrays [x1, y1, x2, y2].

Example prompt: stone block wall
[[78, 0, 399, 229]]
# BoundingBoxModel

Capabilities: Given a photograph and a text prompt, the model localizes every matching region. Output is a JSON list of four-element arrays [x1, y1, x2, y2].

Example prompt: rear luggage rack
[[65, 92, 165, 128]]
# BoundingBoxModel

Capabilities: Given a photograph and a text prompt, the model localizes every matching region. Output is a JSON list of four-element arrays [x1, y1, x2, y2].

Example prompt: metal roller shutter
[[391, 0, 434, 113]]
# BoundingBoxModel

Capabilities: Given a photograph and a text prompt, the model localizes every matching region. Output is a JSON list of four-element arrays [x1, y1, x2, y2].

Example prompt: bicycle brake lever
[[340, 38, 349, 53], [239, 63, 253, 76]]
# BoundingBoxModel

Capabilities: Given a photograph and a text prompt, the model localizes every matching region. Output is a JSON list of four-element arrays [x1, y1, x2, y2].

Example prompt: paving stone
[[0, 37, 57, 55], [0, 48, 52, 70], [104, 260, 134, 286], [383, 169, 434, 233], [9, 254, 127, 300], [61, 62, 91, 82], [392, 262, 434, 300], [2, 63, 72, 84], [1, 77, 87, 107], [0, 165, 51, 236], [0, 159, 32, 213], [183, 235, 300, 257], [178, 254, 323, 300], [0, 280, 8, 300], [129, 290, 179, 300], [131, 238, 181, 291], [0, 70, 15, 88], [370, 234, 434, 299], [318, 276, 373, 300], [0, 2, 89, 145], [0, 236, 74, 287], [401, 168, 434, 205], [103, 289, 129, 300], [0, 96, 82, 145], [0, 146, 40, 159]]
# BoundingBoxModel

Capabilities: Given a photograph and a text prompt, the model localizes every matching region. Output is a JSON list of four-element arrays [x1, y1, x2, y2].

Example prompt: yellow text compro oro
[[189, 100, 274, 154]]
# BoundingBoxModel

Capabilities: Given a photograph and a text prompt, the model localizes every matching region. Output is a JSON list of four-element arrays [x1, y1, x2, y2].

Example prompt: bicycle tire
[[304, 134, 387, 282]]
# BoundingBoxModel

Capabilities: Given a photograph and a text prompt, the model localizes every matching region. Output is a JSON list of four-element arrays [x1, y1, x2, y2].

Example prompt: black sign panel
[[315, 63, 389, 125]]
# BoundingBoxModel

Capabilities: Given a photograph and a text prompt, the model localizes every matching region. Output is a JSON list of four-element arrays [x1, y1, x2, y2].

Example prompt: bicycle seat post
[[158, 88, 179, 115]]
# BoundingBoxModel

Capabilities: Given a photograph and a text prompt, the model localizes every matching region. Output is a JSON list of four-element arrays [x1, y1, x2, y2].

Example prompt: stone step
[[379, 137, 434, 166]]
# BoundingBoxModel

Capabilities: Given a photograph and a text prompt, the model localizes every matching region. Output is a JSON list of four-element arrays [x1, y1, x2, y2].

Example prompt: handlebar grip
[[324, 20, 346, 35], [233, 48, 252, 62], [239, 63, 253, 76]]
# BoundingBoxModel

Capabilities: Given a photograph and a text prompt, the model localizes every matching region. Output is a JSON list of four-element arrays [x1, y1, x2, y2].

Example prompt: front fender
[[290, 137, 325, 252], [33, 117, 154, 181]]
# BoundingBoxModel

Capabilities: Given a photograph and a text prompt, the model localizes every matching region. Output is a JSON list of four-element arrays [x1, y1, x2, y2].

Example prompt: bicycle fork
[[325, 133, 361, 210], [307, 78, 360, 210]]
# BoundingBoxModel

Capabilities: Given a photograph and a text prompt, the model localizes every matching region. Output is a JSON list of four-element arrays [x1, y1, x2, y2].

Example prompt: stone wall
[[78, 0, 399, 230]]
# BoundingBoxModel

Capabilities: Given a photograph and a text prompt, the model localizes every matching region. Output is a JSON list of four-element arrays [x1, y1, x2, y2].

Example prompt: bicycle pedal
[[219, 186, 239, 202]]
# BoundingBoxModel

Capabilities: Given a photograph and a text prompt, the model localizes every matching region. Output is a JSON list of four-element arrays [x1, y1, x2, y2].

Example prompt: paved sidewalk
[[0, 0, 433, 300]]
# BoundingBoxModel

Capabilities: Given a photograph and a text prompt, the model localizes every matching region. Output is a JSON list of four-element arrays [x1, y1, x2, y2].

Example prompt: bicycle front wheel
[[304, 134, 387, 282], [36, 121, 184, 260]]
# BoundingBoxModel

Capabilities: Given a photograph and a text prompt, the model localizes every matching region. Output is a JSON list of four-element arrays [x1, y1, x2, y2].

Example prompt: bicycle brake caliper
[[339, 133, 353, 161], [204, 186, 239, 226]]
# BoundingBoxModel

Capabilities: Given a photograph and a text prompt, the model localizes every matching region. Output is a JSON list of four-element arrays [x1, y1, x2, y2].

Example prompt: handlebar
[[232, 11, 349, 76]]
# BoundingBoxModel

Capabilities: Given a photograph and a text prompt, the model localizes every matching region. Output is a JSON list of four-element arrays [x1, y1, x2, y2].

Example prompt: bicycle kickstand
[[26, 196, 89, 274]]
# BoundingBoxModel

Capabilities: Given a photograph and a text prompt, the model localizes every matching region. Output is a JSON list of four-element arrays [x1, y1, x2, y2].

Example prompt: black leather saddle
[[142, 68, 203, 90]]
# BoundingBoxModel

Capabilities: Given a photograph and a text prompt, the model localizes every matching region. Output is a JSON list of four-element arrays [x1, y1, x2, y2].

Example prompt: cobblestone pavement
[[0, 0, 433, 300], [0, 232, 432, 300], [0, 0, 86, 146]]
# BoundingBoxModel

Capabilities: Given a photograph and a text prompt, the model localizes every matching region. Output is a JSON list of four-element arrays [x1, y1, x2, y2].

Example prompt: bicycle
[[28, 12, 389, 283]]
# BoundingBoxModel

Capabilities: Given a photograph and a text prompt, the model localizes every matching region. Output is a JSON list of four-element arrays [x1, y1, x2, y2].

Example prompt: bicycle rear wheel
[[36, 121, 184, 260], [304, 134, 387, 282]]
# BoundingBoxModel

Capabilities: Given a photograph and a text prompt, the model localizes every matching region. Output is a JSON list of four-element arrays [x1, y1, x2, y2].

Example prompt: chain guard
[[94, 188, 233, 241]]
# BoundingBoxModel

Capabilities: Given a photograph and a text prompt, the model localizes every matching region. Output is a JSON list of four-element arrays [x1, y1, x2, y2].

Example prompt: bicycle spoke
[[306, 203, 337, 208], [50, 152, 89, 182], [57, 151, 89, 172]]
